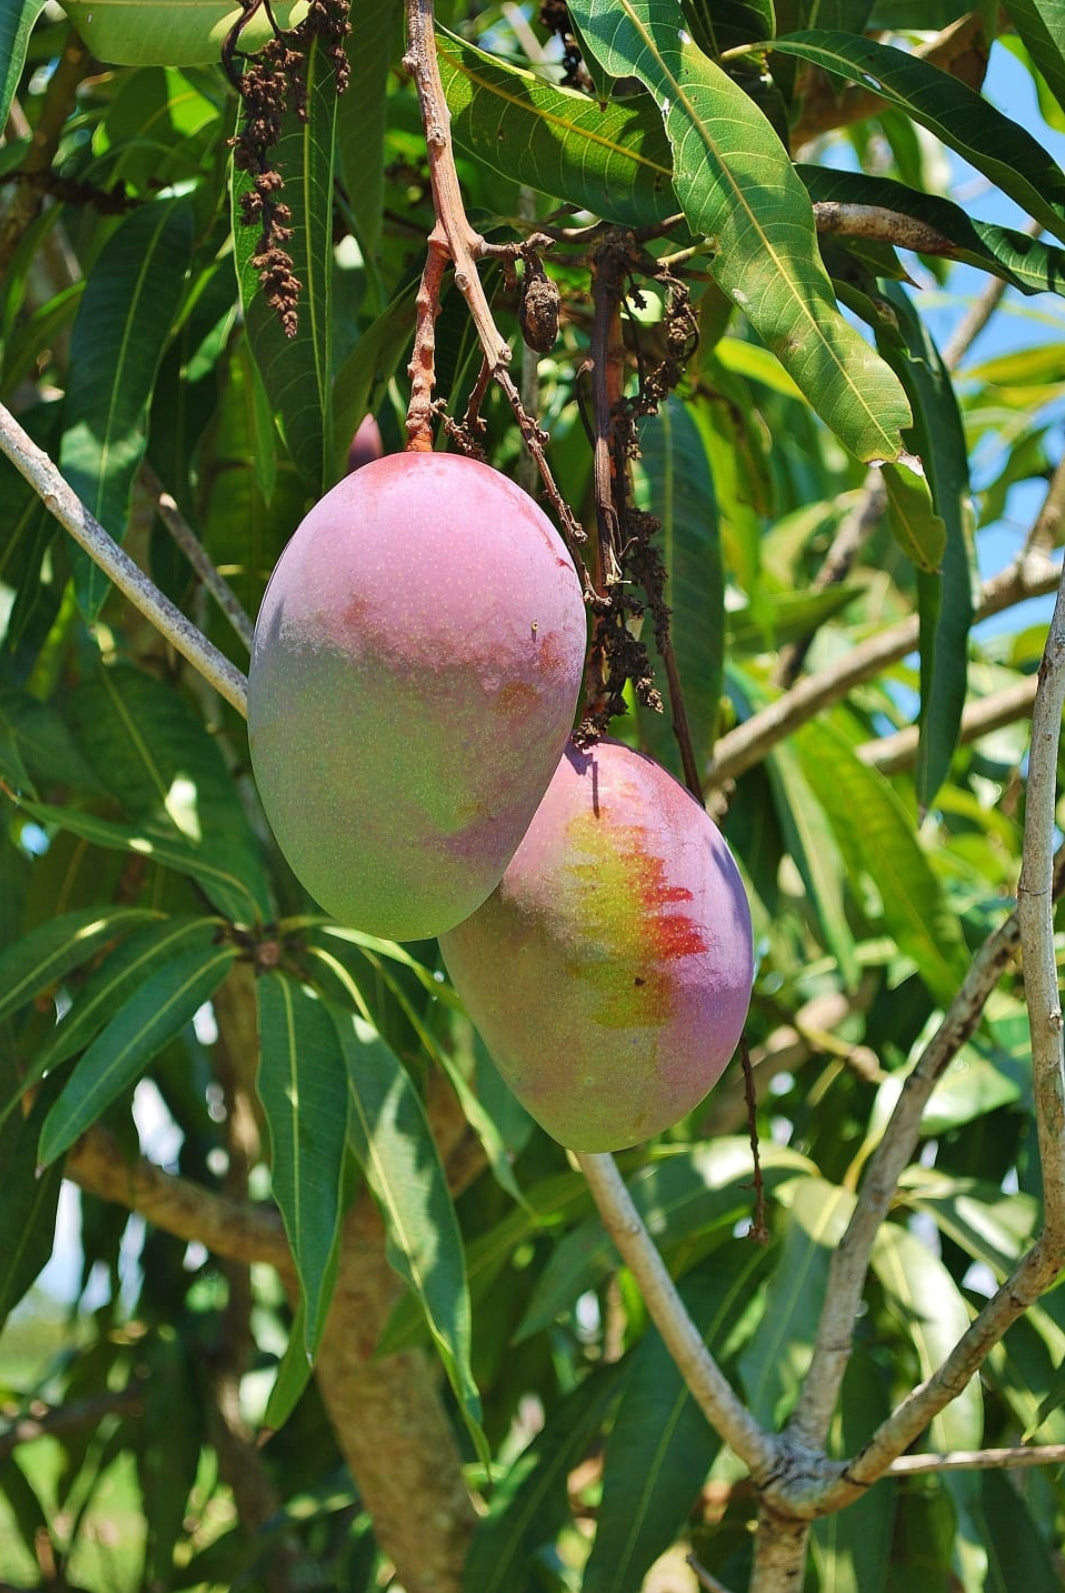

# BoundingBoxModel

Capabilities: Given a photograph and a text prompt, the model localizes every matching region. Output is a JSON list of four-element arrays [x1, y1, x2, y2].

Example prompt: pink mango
[[347, 414, 383, 473], [249, 453, 586, 940], [440, 738, 754, 1150]]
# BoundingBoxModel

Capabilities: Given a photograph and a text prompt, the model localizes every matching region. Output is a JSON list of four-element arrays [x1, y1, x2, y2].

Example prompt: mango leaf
[[980, 1468, 1063, 1593], [333, 1005, 485, 1453], [438, 28, 675, 227], [874, 285, 973, 809], [793, 717, 968, 1007], [262, 1301, 314, 1433], [567, 0, 913, 464], [29, 915, 224, 1079], [881, 456, 947, 574], [233, 33, 337, 495], [0, 1076, 63, 1331], [811, 1356, 895, 1593], [462, 1365, 626, 1593], [799, 165, 1065, 298], [337, 0, 399, 267], [725, 586, 858, 654], [256, 973, 348, 1357], [740, 1177, 855, 1427], [0, 905, 161, 1027], [771, 31, 1065, 243], [515, 1141, 813, 1342], [0, 687, 101, 797], [64, 663, 272, 921], [60, 198, 194, 619], [1002, 3, 1065, 122], [136, 1334, 203, 1591], [12, 796, 265, 926], [871, 1221, 983, 1451], [765, 739, 860, 988], [0, 1, 47, 130], [684, 0, 776, 53], [634, 396, 724, 781], [58, 0, 309, 66], [38, 934, 237, 1164], [583, 1246, 769, 1593], [330, 278, 418, 474], [898, 1170, 1038, 1279]]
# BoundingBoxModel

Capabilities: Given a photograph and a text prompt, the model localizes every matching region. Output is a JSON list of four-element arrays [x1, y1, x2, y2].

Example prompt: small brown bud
[[519, 259, 560, 354]]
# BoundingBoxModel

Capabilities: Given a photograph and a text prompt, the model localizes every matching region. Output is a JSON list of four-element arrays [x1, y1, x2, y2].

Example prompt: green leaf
[[0, 1, 47, 130], [765, 739, 860, 988], [582, 1247, 768, 1593], [515, 1141, 814, 1342], [898, 1170, 1038, 1279], [38, 934, 237, 1163], [438, 28, 676, 227], [739, 1177, 855, 1427], [771, 31, 1065, 244], [1001, 1, 1065, 122], [875, 285, 974, 809], [567, 0, 913, 463], [13, 796, 265, 926], [58, 0, 309, 66], [262, 1301, 315, 1432], [0, 686, 101, 797], [0, 904, 161, 1027], [792, 717, 969, 1007], [811, 1357, 895, 1593], [256, 973, 349, 1356], [799, 164, 1065, 298], [981, 1467, 1063, 1593], [64, 663, 272, 921], [871, 1221, 983, 1452], [333, 1004, 485, 1451], [0, 1077, 63, 1330], [634, 396, 724, 781], [337, 0, 399, 267], [330, 278, 418, 475], [60, 198, 194, 619], [233, 33, 337, 495], [30, 916, 224, 1077], [881, 456, 947, 574], [462, 1365, 626, 1593]]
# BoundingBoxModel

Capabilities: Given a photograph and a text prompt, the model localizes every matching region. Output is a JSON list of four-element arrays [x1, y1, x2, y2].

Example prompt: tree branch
[[576, 1150, 780, 1482], [63, 1124, 290, 1275], [858, 674, 1038, 775], [885, 1444, 1065, 1477], [140, 461, 255, 653], [0, 27, 91, 275], [706, 544, 1061, 789], [0, 401, 250, 718], [812, 202, 956, 257], [0, 1387, 144, 1462]]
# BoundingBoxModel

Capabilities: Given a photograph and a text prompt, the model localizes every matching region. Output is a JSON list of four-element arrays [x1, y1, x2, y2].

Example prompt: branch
[[787, 905, 1027, 1454], [576, 1151, 780, 1482], [858, 675, 1037, 775], [139, 462, 255, 652], [813, 202, 956, 257], [0, 401, 250, 718], [706, 544, 1061, 789], [64, 1124, 290, 1275], [0, 1387, 144, 1462], [885, 1444, 1065, 1477]]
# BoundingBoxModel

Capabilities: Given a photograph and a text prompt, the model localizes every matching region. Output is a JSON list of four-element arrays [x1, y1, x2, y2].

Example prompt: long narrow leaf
[[0, 905, 161, 1026], [256, 972, 349, 1356], [38, 936, 237, 1163], [0, 1, 46, 130], [772, 31, 1065, 243], [568, 0, 913, 463], [332, 1004, 485, 1453], [60, 198, 194, 618]]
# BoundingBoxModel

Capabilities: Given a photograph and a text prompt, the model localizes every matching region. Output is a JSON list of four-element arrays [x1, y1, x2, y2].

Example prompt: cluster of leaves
[[0, 1, 1065, 1590]]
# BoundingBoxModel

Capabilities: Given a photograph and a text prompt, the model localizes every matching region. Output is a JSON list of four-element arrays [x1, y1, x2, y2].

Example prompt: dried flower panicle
[[226, 0, 352, 338]]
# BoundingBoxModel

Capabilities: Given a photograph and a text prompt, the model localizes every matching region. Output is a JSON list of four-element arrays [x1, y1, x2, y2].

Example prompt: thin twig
[[705, 543, 1061, 790], [858, 674, 1037, 774], [576, 1150, 780, 1482], [812, 202, 955, 257], [0, 28, 91, 277], [0, 1387, 145, 1462], [139, 462, 256, 652], [886, 1444, 1065, 1477], [0, 401, 249, 717]]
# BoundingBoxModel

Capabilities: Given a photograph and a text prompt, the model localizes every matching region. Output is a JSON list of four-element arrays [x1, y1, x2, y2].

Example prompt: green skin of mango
[[248, 452, 587, 941], [440, 738, 754, 1152]]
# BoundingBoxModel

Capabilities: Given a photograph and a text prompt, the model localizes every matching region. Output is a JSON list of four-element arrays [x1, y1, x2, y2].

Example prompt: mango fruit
[[440, 738, 753, 1150], [248, 452, 586, 940], [347, 415, 383, 474]]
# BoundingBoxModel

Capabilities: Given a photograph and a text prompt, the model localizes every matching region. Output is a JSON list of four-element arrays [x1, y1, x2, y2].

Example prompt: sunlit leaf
[[0, 1, 47, 130], [58, 0, 309, 66]]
